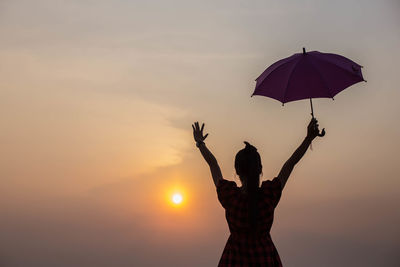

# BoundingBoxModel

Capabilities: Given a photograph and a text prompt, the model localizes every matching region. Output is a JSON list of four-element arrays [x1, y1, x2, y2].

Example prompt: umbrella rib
[[255, 59, 288, 82], [282, 57, 302, 103], [255, 53, 299, 82], [307, 57, 334, 98], [255, 59, 295, 98], [314, 55, 362, 79]]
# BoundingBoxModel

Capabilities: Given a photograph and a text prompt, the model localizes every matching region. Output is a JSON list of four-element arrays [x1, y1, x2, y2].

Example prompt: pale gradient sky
[[1, 0, 399, 266]]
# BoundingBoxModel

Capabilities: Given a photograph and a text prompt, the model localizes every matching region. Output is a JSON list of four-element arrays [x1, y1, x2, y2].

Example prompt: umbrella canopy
[[252, 48, 365, 105]]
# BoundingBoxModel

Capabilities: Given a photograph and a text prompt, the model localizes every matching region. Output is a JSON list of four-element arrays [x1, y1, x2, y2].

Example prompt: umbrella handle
[[309, 98, 325, 136], [309, 98, 314, 151], [310, 98, 314, 118]]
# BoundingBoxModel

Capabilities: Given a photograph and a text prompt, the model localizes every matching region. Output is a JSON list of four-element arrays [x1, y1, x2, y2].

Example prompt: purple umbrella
[[252, 48, 365, 118]]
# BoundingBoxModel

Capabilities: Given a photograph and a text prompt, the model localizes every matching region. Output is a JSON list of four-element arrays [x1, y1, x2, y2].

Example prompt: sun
[[172, 193, 183, 204], [165, 186, 187, 208]]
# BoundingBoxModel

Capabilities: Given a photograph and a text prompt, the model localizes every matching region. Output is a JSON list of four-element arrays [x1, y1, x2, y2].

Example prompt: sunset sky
[[1, 0, 399, 266]]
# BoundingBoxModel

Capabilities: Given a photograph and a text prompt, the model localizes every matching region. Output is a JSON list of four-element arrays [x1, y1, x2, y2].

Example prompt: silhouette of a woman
[[192, 118, 324, 266]]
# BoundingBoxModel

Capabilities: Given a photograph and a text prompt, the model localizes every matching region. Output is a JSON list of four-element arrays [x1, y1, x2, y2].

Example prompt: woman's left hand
[[192, 122, 209, 143]]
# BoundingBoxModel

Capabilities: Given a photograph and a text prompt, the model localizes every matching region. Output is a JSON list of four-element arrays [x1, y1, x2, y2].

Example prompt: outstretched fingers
[[192, 121, 209, 142], [201, 123, 208, 140]]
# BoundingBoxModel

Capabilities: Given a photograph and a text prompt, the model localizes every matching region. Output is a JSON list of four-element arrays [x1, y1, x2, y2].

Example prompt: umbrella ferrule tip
[[303, 47, 306, 54]]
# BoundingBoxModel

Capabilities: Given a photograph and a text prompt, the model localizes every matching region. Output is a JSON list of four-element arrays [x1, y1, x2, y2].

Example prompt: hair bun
[[244, 141, 257, 152]]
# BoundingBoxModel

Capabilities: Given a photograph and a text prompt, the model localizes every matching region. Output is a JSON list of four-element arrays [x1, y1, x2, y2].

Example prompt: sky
[[0, 0, 399, 266]]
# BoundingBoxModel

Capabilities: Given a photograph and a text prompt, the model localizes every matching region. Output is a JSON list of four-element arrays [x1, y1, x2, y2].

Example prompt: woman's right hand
[[192, 122, 209, 143], [307, 118, 325, 140]]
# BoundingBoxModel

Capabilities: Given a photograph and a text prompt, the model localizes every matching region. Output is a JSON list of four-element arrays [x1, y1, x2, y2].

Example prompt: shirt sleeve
[[216, 179, 237, 209], [260, 177, 282, 208]]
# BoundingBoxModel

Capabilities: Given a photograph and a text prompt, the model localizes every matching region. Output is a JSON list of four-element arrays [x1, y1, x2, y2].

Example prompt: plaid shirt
[[217, 177, 283, 267]]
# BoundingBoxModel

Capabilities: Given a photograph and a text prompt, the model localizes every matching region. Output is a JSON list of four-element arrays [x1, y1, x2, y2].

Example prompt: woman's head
[[235, 142, 262, 227], [235, 142, 262, 187]]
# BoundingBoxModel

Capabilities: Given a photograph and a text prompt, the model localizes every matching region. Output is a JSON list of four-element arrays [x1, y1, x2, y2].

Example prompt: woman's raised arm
[[277, 118, 325, 189], [192, 122, 223, 187]]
